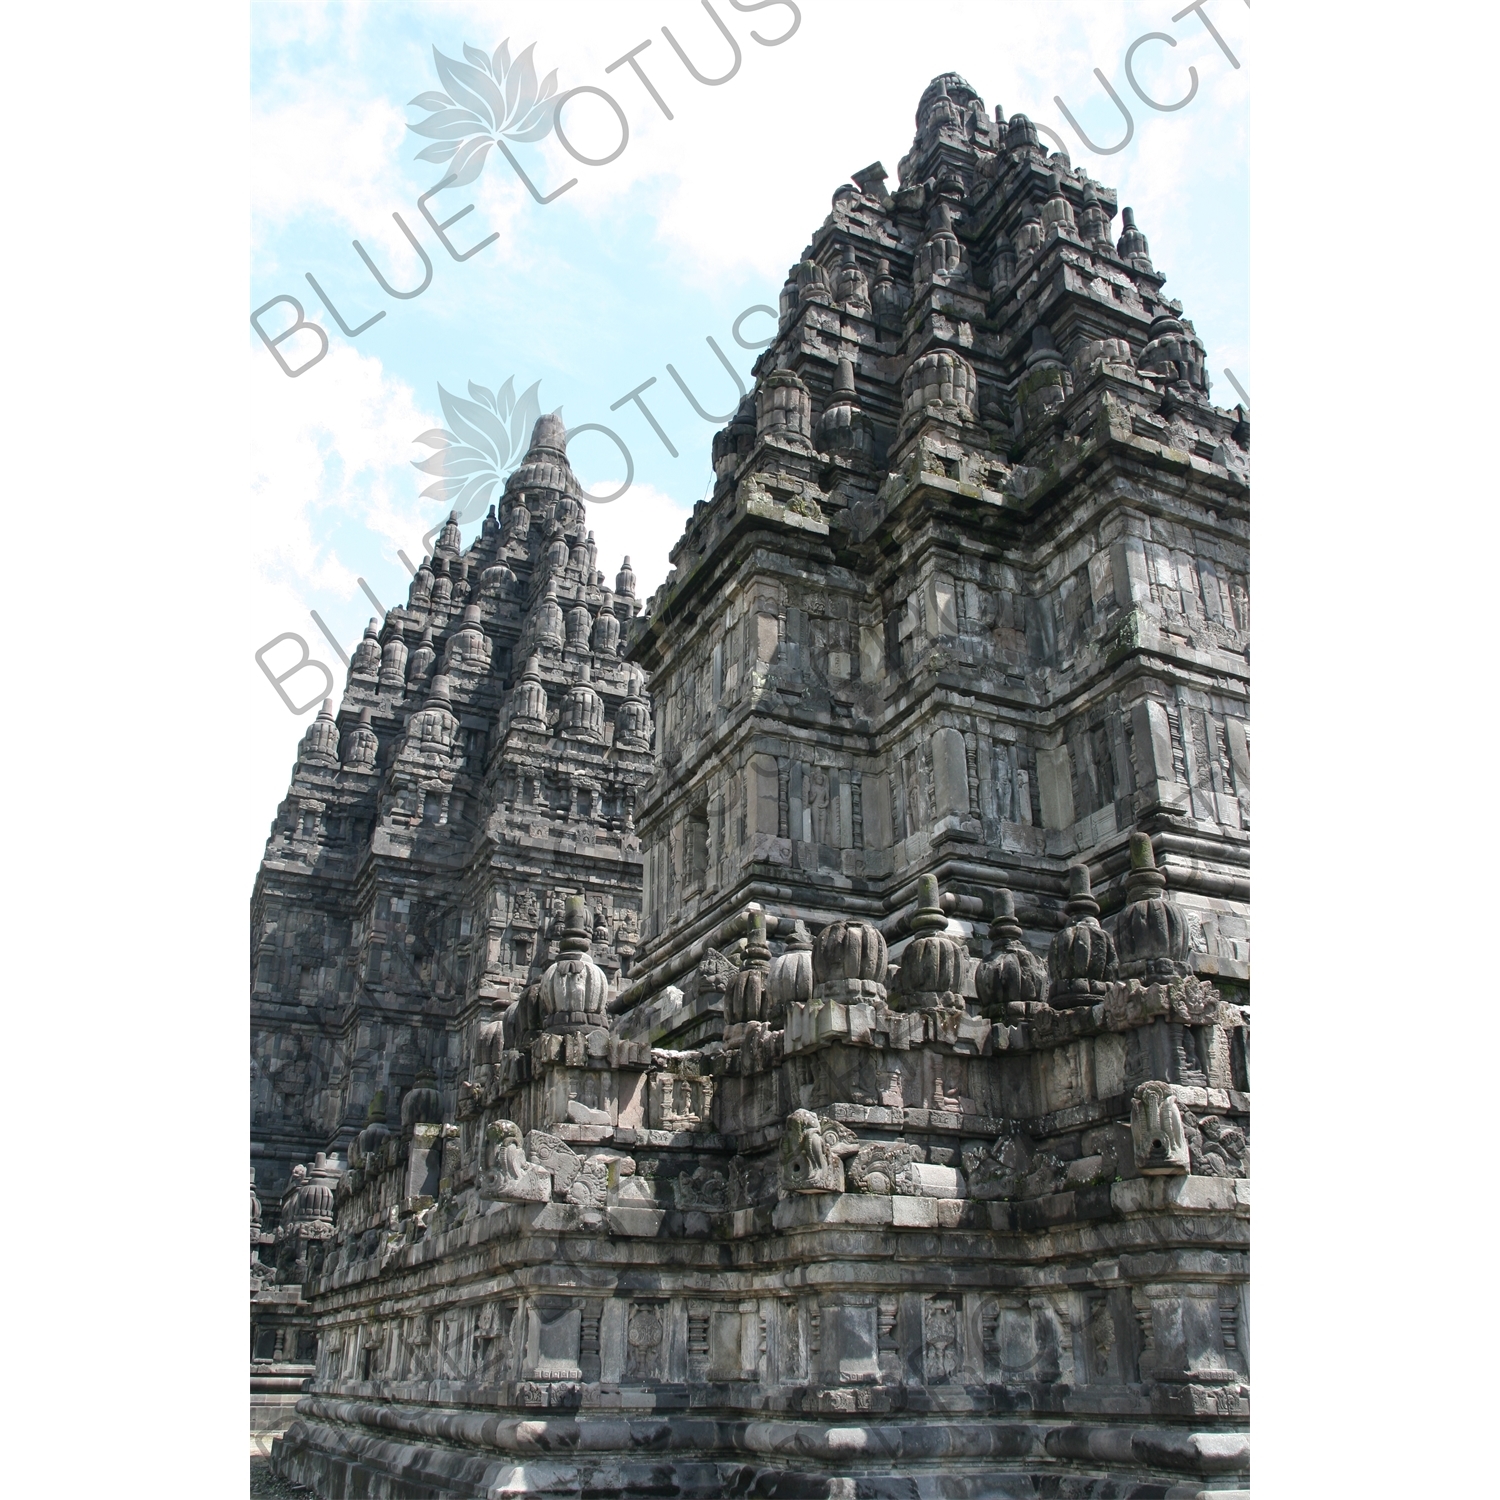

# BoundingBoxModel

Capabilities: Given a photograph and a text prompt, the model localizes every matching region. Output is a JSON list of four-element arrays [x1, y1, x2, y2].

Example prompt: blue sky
[[248, 0, 1249, 867]]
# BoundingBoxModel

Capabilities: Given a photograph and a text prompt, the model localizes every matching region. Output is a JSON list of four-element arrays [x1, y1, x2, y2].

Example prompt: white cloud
[[250, 339, 438, 636]]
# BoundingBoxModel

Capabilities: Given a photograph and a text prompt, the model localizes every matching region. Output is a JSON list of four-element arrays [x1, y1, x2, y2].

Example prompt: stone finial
[[901, 348, 978, 424], [897, 875, 966, 1012], [832, 246, 870, 309], [1066, 863, 1098, 914], [378, 628, 409, 689], [1079, 179, 1112, 245], [1025, 324, 1063, 368], [725, 907, 774, 1027], [423, 673, 453, 710], [407, 625, 436, 683], [812, 919, 888, 1003], [1117, 205, 1152, 268], [437, 510, 462, 556], [1115, 831, 1191, 981], [401, 1071, 444, 1129], [1041, 169, 1076, 233], [615, 556, 636, 597], [531, 578, 564, 647], [511, 653, 549, 729], [1139, 312, 1208, 393], [565, 601, 592, 650], [342, 706, 379, 770], [538, 895, 610, 1031], [299, 699, 340, 767], [592, 590, 620, 655], [561, 660, 605, 741], [613, 666, 653, 751], [1048, 863, 1118, 1004], [526, 411, 569, 460], [768, 919, 814, 1011], [1005, 112, 1042, 154], [820, 356, 871, 457], [351, 619, 382, 677], [975, 886, 1049, 1019], [755, 367, 815, 446]]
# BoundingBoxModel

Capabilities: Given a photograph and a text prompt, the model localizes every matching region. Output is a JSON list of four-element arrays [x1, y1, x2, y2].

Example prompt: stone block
[[892, 1196, 938, 1228], [902, 1163, 965, 1198], [1036, 745, 1075, 830]]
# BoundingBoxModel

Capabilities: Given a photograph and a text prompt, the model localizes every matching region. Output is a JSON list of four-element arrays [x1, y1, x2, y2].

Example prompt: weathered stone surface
[[260, 73, 1249, 1495]]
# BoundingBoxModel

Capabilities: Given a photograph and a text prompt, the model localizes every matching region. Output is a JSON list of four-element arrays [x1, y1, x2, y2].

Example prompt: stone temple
[[254, 73, 1250, 1498]]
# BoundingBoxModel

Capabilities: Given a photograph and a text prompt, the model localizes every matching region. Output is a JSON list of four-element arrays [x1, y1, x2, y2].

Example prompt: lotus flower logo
[[413, 377, 544, 523], [408, 42, 559, 187]]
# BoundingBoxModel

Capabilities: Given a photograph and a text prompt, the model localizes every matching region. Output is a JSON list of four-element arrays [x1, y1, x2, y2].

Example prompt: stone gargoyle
[[476, 1119, 551, 1202], [778, 1108, 858, 1194], [1130, 1081, 1191, 1174]]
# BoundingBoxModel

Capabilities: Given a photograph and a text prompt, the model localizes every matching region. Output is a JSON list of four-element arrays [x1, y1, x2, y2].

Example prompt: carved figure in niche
[[1130, 1081, 1191, 1174], [525, 1130, 582, 1197], [924, 1299, 960, 1383], [808, 765, 831, 844], [1184, 1112, 1249, 1178], [696, 946, 738, 995], [566, 1074, 610, 1126], [472, 1302, 513, 1384], [848, 1140, 923, 1195], [878, 1064, 905, 1109], [626, 1303, 664, 1380], [904, 755, 928, 835], [930, 1076, 963, 1113], [995, 751, 1013, 822], [565, 1153, 615, 1210], [731, 1155, 778, 1210], [672, 1165, 730, 1212], [964, 1125, 1046, 1202], [477, 1119, 551, 1202], [779, 1109, 857, 1194]]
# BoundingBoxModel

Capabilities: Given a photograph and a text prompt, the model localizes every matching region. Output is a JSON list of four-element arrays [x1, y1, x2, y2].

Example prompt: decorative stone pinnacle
[[990, 886, 1023, 943], [527, 411, 568, 459], [1125, 831, 1168, 903], [1064, 863, 1100, 918], [743, 907, 770, 967], [910, 873, 948, 936], [559, 894, 592, 954]]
